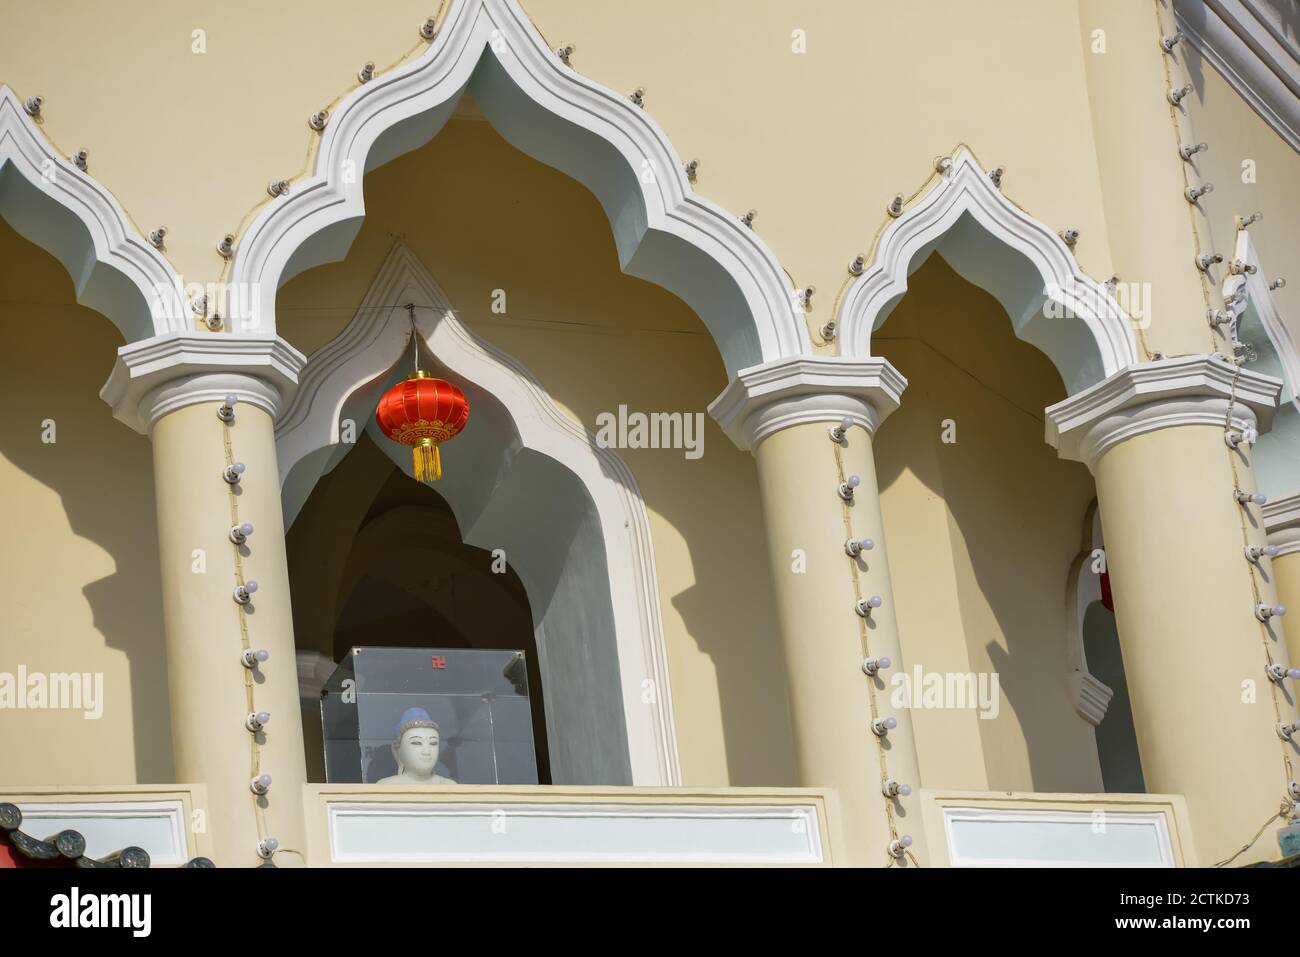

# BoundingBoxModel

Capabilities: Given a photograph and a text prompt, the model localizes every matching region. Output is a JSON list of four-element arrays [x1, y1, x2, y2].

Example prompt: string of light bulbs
[[218, 393, 289, 866], [829, 418, 917, 866], [1152, 0, 1300, 846]]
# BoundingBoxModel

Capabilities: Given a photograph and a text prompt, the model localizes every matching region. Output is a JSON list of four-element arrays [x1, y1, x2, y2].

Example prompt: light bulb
[[862, 656, 891, 676], [217, 394, 238, 423], [845, 537, 875, 557], [1245, 545, 1281, 562], [246, 711, 271, 732], [855, 595, 883, 617], [223, 462, 246, 484], [1257, 603, 1287, 622], [257, 837, 279, 859], [838, 475, 862, 501], [871, 716, 898, 737], [229, 522, 255, 544], [829, 417, 855, 443], [250, 774, 272, 795], [882, 779, 911, 798], [888, 834, 914, 858], [240, 649, 270, 668], [234, 580, 259, 604]]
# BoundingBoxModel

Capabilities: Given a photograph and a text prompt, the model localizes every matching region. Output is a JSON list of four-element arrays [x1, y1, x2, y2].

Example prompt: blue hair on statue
[[395, 707, 438, 740]]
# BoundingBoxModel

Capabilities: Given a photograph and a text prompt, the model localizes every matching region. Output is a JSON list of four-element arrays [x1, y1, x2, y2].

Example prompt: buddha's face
[[396, 727, 440, 778]]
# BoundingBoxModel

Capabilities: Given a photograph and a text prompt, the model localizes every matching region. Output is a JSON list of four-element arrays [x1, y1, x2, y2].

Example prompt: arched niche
[[276, 243, 679, 787], [228, 0, 807, 376], [837, 149, 1139, 396]]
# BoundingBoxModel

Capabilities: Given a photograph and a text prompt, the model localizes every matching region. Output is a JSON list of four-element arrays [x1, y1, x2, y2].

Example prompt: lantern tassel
[[412, 441, 441, 483]]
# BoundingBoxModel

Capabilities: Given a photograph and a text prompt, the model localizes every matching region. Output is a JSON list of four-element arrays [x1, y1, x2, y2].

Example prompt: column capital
[[1045, 354, 1282, 469], [1264, 491, 1300, 556], [708, 356, 908, 451], [100, 333, 307, 434]]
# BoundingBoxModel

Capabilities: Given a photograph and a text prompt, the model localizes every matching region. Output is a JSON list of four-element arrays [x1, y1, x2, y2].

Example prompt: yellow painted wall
[[874, 255, 1104, 794], [0, 0, 1293, 812], [0, 0, 1125, 344], [0, 218, 173, 784]]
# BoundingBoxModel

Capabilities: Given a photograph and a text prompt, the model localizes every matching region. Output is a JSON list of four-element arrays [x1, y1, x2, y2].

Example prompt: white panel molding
[[941, 806, 1176, 868], [226, 0, 807, 376], [325, 800, 825, 864], [835, 148, 1139, 395], [15, 800, 190, 866], [0, 86, 187, 341], [274, 242, 680, 787]]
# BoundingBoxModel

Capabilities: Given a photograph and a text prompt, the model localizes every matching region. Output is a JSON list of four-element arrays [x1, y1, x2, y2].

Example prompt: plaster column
[[102, 335, 309, 867], [1048, 356, 1298, 866], [1265, 494, 1300, 681], [711, 357, 926, 867]]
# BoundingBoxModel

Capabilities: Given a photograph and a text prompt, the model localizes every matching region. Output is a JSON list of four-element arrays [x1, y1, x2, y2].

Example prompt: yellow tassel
[[412, 441, 441, 483]]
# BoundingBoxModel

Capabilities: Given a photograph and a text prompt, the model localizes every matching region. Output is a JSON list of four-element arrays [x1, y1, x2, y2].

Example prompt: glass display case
[[320, 647, 539, 785]]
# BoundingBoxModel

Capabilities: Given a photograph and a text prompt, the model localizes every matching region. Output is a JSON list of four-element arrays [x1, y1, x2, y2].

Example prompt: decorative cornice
[[1174, 0, 1300, 153], [1264, 491, 1300, 555], [835, 147, 1139, 395], [1045, 354, 1282, 468], [0, 86, 187, 341], [227, 0, 807, 376], [100, 334, 306, 434], [708, 356, 908, 451]]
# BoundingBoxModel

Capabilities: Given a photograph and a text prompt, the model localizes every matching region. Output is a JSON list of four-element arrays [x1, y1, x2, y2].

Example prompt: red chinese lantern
[[374, 370, 469, 483]]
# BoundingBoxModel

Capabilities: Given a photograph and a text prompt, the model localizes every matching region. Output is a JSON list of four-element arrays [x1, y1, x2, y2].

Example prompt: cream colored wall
[[276, 117, 797, 788], [874, 255, 1104, 794], [0, 0, 1136, 346], [0, 218, 173, 784], [1181, 45, 1300, 349]]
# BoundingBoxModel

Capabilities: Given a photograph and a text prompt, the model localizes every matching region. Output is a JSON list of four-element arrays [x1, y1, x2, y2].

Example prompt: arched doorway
[[287, 431, 550, 785]]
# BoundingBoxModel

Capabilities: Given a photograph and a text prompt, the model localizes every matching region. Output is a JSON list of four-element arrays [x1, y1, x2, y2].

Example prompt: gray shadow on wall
[[0, 218, 173, 783], [872, 253, 1101, 793]]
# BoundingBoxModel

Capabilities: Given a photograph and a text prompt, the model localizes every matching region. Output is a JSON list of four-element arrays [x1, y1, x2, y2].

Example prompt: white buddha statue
[[377, 707, 457, 784]]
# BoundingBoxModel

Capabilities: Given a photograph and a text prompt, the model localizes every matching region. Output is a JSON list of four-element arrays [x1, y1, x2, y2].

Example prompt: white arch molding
[[227, 0, 808, 377], [275, 242, 682, 787], [0, 86, 187, 341], [836, 148, 1140, 396], [1222, 228, 1300, 498]]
